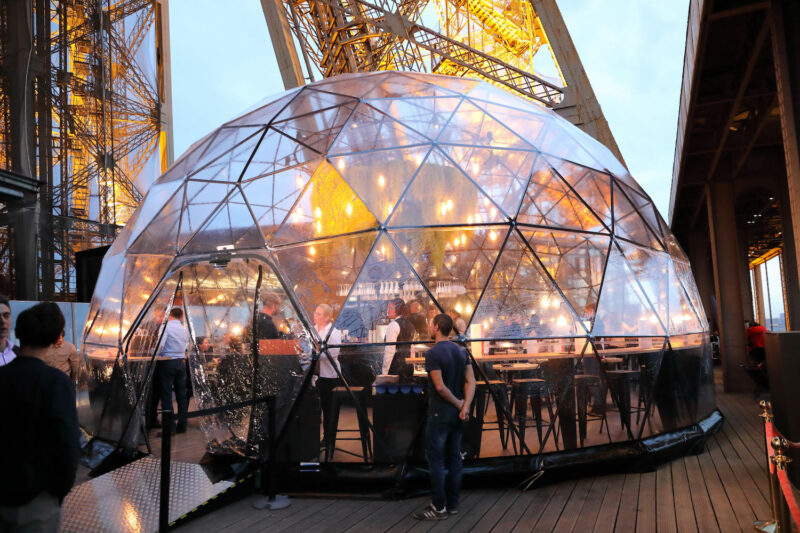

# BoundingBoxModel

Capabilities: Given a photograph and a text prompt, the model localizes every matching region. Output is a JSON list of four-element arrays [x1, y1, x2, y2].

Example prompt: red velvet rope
[[766, 419, 776, 474], [777, 467, 800, 527]]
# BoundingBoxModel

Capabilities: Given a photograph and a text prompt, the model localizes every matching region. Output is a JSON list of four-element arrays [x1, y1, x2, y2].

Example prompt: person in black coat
[[0, 302, 80, 531]]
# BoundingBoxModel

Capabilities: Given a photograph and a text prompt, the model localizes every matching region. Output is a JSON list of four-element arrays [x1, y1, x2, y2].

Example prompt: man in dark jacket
[[0, 302, 80, 531]]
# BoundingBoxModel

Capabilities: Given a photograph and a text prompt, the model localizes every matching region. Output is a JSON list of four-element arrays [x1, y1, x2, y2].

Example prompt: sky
[[169, 0, 689, 218]]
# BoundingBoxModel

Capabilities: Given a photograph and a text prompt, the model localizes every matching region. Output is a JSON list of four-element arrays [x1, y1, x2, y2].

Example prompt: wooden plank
[[715, 416, 771, 501], [264, 499, 341, 533], [492, 483, 556, 532], [671, 457, 699, 533], [710, 430, 771, 515], [552, 476, 593, 531], [612, 474, 640, 532], [683, 456, 720, 532], [570, 476, 609, 532], [705, 433, 763, 530], [305, 499, 376, 533], [471, 489, 521, 533], [655, 464, 677, 533], [635, 471, 656, 533], [221, 498, 332, 533], [355, 496, 427, 533], [695, 444, 740, 532], [324, 499, 390, 532], [588, 473, 625, 533], [528, 480, 577, 532], [434, 490, 500, 532]]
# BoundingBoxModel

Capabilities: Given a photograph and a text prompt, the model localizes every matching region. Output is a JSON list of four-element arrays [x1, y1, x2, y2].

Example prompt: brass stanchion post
[[755, 401, 779, 532], [771, 437, 793, 531]]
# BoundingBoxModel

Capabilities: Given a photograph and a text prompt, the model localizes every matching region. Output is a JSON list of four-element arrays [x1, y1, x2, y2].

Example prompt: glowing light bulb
[[489, 230, 497, 241], [446, 199, 454, 211], [296, 176, 304, 188], [314, 207, 322, 218], [440, 202, 447, 216], [490, 207, 497, 218], [378, 175, 385, 187], [461, 234, 466, 245], [231, 324, 242, 335], [466, 304, 473, 314], [337, 160, 345, 170], [380, 245, 386, 255], [467, 215, 473, 224], [345, 203, 352, 216], [557, 315, 567, 326], [309, 246, 316, 256]]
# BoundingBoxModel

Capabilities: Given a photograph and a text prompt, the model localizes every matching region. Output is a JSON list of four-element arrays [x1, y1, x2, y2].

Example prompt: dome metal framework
[[81, 71, 715, 468]]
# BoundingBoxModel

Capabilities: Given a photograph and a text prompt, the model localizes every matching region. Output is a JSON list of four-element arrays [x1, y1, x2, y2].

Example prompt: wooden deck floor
[[174, 382, 779, 533]]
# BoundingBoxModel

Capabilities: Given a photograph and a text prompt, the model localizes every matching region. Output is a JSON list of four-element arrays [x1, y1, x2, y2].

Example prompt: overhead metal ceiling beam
[[704, 17, 770, 184]]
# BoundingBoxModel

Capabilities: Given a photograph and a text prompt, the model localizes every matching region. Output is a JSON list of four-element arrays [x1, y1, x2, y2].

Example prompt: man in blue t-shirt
[[413, 314, 476, 521]]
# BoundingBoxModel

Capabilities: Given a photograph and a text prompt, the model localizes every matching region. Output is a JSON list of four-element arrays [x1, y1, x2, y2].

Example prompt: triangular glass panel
[[363, 73, 460, 99], [128, 184, 185, 255], [472, 100, 549, 146], [423, 73, 480, 93], [328, 146, 429, 224], [389, 226, 505, 322], [538, 119, 602, 169], [466, 83, 549, 117], [522, 229, 610, 328], [273, 88, 359, 123], [389, 148, 506, 227], [439, 145, 537, 219], [188, 126, 264, 178], [274, 232, 378, 332], [224, 89, 300, 127], [547, 157, 613, 230], [593, 243, 666, 337], [120, 254, 174, 342], [617, 240, 670, 331], [518, 156, 607, 232], [332, 232, 437, 343], [667, 258, 705, 334], [472, 230, 586, 339], [327, 102, 431, 155], [438, 99, 533, 150], [182, 188, 266, 254], [126, 180, 183, 248], [177, 181, 236, 250], [240, 128, 320, 181], [241, 161, 320, 244], [559, 118, 629, 177], [271, 102, 356, 154], [365, 97, 461, 141], [272, 160, 379, 246], [673, 259, 709, 330], [613, 183, 664, 250], [312, 72, 388, 99], [614, 179, 663, 240], [84, 254, 127, 348], [187, 127, 264, 183]]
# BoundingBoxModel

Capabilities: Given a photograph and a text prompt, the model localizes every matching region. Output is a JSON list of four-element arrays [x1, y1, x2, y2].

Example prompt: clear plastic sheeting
[[81, 72, 713, 467]]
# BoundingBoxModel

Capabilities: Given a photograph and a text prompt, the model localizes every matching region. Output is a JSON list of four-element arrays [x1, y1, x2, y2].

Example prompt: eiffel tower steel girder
[[262, 0, 623, 161]]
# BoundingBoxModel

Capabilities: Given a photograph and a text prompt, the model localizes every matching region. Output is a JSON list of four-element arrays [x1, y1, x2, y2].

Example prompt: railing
[[756, 400, 800, 532], [158, 395, 276, 532]]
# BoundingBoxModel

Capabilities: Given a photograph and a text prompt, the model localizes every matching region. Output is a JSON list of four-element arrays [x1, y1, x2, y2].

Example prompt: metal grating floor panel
[[61, 457, 234, 532]]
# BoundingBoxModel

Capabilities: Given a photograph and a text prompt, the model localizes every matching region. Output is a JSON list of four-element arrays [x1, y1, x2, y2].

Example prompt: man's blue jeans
[[426, 411, 464, 511]]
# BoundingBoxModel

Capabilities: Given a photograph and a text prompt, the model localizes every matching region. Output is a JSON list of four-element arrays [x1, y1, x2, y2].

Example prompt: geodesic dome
[[81, 71, 715, 471]]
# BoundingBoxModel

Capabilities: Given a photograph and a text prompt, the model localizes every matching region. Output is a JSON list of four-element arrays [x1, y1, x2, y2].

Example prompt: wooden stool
[[509, 378, 555, 452], [327, 386, 371, 462], [474, 380, 510, 450], [573, 374, 608, 446], [605, 370, 639, 440]]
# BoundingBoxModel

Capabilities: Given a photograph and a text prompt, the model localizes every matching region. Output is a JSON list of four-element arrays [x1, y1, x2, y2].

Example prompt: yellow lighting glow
[[378, 175, 385, 187], [345, 203, 352, 216], [556, 315, 567, 326], [337, 160, 345, 170], [316, 221, 322, 233], [455, 303, 463, 313], [489, 230, 497, 241], [231, 324, 242, 335], [314, 207, 322, 218], [309, 246, 316, 256]]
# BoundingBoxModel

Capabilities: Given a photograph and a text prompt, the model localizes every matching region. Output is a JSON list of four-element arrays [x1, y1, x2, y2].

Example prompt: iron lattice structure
[[0, 0, 169, 299], [277, 0, 564, 106], [82, 73, 710, 456]]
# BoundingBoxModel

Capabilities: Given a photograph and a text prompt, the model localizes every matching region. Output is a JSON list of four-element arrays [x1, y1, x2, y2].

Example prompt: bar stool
[[474, 380, 510, 449], [573, 374, 609, 446], [509, 378, 556, 452], [605, 370, 638, 440], [602, 357, 624, 370], [327, 386, 372, 462]]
